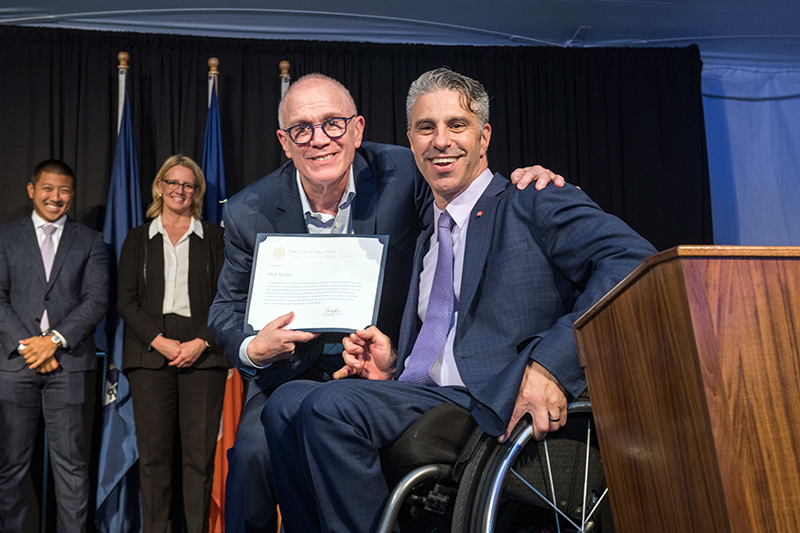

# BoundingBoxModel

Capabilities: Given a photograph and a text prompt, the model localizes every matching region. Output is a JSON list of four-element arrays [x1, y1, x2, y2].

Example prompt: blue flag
[[95, 79, 143, 533], [202, 84, 227, 224]]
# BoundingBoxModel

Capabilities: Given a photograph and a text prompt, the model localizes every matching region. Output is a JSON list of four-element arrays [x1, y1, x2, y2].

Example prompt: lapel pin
[[476, 211, 483, 217]]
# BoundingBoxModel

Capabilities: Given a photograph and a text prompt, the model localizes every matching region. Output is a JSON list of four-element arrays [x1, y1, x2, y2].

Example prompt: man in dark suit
[[262, 68, 657, 532], [0, 160, 108, 533], [208, 73, 560, 532]]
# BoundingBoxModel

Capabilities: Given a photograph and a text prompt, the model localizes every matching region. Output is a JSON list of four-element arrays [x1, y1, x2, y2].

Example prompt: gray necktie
[[40, 223, 56, 331], [399, 211, 455, 386]]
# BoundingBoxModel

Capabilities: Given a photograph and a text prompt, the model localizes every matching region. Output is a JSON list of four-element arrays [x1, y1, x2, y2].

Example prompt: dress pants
[[263, 379, 476, 533], [224, 350, 344, 533], [127, 315, 227, 533], [0, 366, 89, 533]]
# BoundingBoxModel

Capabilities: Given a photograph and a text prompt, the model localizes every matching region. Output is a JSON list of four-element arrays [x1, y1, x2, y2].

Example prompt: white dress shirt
[[149, 215, 204, 317], [32, 211, 66, 251]]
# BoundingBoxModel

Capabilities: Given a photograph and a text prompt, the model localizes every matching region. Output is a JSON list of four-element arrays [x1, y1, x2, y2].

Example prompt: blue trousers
[[225, 351, 344, 533], [263, 379, 475, 533]]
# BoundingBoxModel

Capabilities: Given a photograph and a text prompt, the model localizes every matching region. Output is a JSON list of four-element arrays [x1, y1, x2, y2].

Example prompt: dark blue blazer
[[209, 142, 431, 400], [396, 175, 656, 436], [0, 215, 108, 372]]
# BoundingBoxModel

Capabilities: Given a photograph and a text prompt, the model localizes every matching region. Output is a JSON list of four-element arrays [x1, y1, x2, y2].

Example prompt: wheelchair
[[376, 398, 609, 533]]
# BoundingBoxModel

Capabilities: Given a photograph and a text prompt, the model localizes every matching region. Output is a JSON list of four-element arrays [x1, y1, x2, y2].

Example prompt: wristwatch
[[50, 331, 64, 348]]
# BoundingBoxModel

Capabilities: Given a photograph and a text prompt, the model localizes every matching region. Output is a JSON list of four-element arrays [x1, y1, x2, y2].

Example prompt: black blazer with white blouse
[[117, 218, 230, 370]]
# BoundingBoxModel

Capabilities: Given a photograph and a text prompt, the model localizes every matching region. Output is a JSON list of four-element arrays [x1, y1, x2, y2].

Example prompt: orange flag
[[209, 368, 245, 533]]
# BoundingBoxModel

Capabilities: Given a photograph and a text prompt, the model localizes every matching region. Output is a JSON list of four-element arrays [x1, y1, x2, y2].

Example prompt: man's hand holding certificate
[[245, 234, 389, 335]]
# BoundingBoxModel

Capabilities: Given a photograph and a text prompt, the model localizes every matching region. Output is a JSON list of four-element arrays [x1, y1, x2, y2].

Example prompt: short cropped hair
[[406, 67, 490, 129], [31, 159, 75, 186], [277, 73, 357, 129], [146, 155, 206, 220]]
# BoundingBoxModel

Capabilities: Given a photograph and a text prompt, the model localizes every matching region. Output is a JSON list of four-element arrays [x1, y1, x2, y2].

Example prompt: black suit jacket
[[0, 215, 108, 372], [208, 142, 431, 398], [118, 218, 230, 370]]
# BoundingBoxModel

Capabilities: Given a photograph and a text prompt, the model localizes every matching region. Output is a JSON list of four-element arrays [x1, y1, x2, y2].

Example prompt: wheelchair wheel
[[452, 403, 608, 533], [451, 432, 498, 532]]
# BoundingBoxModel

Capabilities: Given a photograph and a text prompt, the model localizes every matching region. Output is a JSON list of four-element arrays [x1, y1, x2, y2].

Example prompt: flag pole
[[96, 50, 143, 533], [201, 57, 227, 224], [117, 52, 129, 134], [208, 57, 219, 109], [279, 60, 291, 98]]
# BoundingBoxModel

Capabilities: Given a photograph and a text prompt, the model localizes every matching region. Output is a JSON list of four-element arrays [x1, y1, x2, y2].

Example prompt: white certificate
[[244, 234, 389, 333]]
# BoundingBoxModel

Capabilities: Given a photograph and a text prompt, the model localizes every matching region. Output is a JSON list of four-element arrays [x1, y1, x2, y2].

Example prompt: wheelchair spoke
[[583, 419, 591, 529], [542, 439, 562, 533], [582, 486, 608, 526]]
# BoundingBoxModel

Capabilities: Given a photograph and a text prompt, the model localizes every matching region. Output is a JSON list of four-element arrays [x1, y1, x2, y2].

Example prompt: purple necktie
[[40, 223, 56, 331], [400, 211, 455, 386]]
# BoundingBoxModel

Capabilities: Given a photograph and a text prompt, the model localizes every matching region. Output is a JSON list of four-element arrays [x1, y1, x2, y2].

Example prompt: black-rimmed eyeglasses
[[160, 179, 197, 192], [282, 115, 356, 145]]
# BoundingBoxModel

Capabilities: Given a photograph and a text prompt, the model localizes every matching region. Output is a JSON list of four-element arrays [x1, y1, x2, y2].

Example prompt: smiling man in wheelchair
[[263, 67, 656, 533]]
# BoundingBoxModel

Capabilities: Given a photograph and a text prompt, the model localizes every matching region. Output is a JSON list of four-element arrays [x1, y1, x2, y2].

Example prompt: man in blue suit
[[0, 160, 108, 533], [208, 73, 561, 532], [263, 68, 657, 532]]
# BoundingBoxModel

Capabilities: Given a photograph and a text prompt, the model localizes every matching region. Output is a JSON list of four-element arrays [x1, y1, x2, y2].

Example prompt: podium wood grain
[[574, 246, 800, 533]]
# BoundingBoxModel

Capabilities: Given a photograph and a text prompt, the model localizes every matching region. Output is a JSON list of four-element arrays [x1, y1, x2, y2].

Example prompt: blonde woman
[[118, 155, 230, 533]]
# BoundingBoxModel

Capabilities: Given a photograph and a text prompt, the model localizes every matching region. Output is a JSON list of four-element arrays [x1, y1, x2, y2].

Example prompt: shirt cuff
[[239, 336, 272, 370], [51, 329, 69, 349]]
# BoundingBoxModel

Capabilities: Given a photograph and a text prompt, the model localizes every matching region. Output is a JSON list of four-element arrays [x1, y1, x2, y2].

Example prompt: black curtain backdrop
[[0, 25, 712, 251]]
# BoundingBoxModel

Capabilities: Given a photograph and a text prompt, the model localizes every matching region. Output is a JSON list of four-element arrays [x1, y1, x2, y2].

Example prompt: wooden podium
[[574, 246, 800, 532]]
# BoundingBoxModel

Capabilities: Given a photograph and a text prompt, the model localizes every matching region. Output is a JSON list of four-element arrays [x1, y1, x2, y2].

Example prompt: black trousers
[[127, 314, 227, 533]]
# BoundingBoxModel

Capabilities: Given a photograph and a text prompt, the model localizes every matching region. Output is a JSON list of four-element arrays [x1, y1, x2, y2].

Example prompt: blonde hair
[[146, 155, 206, 219]]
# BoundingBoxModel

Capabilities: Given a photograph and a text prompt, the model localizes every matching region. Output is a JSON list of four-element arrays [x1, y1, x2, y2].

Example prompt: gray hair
[[406, 67, 490, 129], [278, 73, 357, 129]]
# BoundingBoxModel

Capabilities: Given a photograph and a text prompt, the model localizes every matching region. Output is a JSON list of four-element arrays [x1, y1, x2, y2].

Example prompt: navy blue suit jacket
[[0, 215, 108, 372], [396, 175, 656, 436], [209, 142, 431, 399]]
